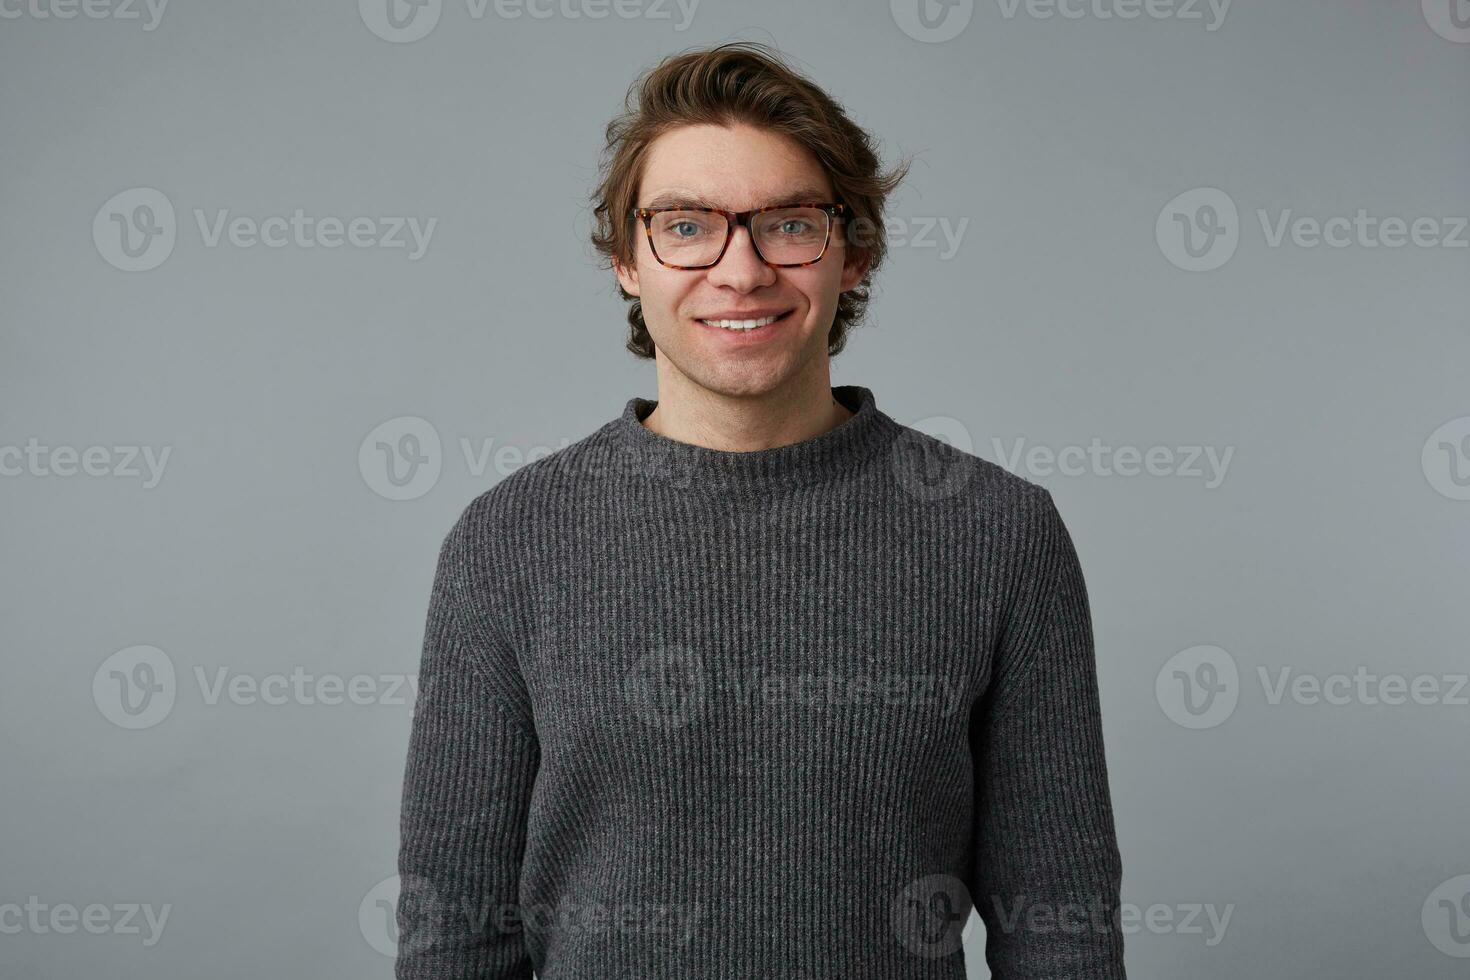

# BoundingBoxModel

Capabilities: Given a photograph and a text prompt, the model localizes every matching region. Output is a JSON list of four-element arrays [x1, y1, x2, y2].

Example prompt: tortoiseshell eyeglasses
[[630, 202, 847, 270]]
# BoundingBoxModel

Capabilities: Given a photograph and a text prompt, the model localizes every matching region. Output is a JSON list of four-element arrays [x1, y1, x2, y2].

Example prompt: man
[[396, 41, 1126, 979]]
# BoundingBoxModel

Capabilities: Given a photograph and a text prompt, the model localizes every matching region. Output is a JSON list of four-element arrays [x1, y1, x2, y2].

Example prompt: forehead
[[636, 122, 834, 209]]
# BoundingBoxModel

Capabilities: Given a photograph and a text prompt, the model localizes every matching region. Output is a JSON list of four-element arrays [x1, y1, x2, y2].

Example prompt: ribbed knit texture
[[396, 384, 1126, 979]]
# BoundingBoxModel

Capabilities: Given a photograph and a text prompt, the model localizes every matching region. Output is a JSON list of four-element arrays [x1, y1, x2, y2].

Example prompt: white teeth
[[700, 314, 782, 331]]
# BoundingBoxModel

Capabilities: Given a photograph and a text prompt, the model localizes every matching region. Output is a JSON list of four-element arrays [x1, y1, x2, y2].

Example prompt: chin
[[667, 357, 790, 398]]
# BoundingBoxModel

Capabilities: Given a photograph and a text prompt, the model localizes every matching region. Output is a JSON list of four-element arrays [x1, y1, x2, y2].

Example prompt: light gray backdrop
[[2, 0, 1468, 977]]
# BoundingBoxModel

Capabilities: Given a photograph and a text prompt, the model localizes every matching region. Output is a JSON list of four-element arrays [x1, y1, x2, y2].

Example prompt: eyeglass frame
[[629, 202, 848, 270]]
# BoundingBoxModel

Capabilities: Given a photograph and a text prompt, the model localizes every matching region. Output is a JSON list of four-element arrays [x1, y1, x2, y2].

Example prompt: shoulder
[[885, 417, 1060, 530], [882, 416, 1081, 601], [438, 419, 623, 561]]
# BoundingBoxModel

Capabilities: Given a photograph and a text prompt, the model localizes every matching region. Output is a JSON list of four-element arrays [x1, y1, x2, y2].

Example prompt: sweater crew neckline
[[610, 384, 900, 493]]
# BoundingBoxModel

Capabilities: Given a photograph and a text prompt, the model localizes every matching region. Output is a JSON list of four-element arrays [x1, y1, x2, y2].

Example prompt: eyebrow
[[639, 187, 833, 210]]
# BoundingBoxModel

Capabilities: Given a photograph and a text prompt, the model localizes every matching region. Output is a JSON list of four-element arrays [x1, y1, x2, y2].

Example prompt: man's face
[[614, 123, 868, 399]]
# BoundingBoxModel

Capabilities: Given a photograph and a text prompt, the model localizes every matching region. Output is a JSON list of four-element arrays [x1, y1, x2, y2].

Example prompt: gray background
[[3, 0, 1468, 976]]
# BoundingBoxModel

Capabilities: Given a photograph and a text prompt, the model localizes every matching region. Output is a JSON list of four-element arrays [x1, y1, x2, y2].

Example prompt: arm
[[971, 485, 1126, 978], [396, 511, 539, 979]]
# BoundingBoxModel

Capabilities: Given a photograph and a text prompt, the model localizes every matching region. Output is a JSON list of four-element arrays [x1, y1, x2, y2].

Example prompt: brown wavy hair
[[590, 42, 911, 359]]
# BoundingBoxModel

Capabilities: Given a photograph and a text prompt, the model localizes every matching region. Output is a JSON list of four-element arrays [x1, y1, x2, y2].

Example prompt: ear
[[839, 247, 871, 293], [614, 254, 641, 297]]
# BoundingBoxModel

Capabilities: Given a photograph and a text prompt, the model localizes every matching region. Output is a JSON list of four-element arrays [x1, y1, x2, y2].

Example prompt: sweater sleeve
[[970, 485, 1126, 979], [395, 513, 540, 980]]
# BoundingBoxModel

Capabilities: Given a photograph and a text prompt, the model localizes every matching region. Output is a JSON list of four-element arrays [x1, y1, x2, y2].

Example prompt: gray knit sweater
[[395, 384, 1126, 979]]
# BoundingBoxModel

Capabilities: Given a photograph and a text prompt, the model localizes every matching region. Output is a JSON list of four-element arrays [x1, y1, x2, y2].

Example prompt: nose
[[705, 222, 777, 292]]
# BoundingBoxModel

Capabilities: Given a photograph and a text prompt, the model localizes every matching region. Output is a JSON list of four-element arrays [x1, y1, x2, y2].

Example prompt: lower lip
[[694, 310, 796, 343]]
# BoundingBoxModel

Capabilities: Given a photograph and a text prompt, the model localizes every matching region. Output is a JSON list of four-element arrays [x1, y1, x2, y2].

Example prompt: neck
[[612, 381, 896, 496], [642, 359, 853, 453]]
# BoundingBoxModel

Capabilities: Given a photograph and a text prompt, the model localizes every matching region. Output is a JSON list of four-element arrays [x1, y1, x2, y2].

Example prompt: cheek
[[639, 268, 696, 320], [795, 268, 843, 314]]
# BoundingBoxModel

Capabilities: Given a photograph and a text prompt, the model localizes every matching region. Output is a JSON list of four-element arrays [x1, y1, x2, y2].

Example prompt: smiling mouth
[[696, 310, 795, 332]]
